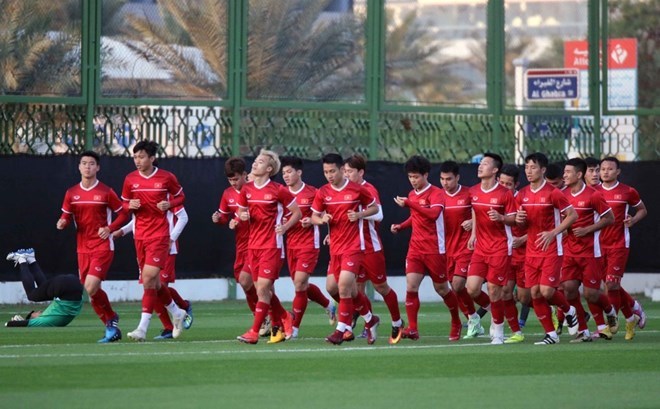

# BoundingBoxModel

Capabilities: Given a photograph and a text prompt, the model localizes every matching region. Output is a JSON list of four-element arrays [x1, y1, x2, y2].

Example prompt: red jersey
[[515, 180, 572, 257], [359, 181, 383, 254], [237, 179, 296, 250], [511, 191, 528, 263], [406, 183, 446, 255], [218, 186, 250, 253], [286, 183, 320, 250], [562, 184, 611, 257], [442, 185, 472, 258], [121, 168, 184, 240], [61, 181, 124, 253], [470, 183, 516, 256], [311, 179, 375, 256], [595, 181, 643, 249]]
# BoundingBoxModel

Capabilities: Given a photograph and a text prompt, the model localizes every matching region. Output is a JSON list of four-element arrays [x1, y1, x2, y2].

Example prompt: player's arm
[[113, 219, 134, 239], [170, 208, 188, 242], [625, 201, 647, 228], [57, 192, 72, 229], [536, 206, 577, 251], [467, 208, 477, 250], [404, 199, 442, 219], [362, 204, 383, 222], [277, 201, 302, 235], [391, 216, 412, 233]]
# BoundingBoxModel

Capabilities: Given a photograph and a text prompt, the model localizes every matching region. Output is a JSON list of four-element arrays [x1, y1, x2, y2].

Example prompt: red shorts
[[468, 253, 509, 286], [525, 255, 562, 288], [561, 256, 601, 289], [446, 253, 471, 281], [405, 253, 448, 283], [139, 254, 176, 284], [287, 247, 319, 277], [135, 237, 170, 270], [327, 252, 364, 281], [248, 248, 283, 281], [510, 261, 526, 289], [77, 251, 114, 283], [357, 251, 387, 284], [233, 249, 249, 281], [602, 247, 629, 284]]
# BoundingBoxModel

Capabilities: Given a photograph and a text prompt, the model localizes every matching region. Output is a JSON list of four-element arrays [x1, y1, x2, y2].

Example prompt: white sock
[[633, 300, 641, 311], [469, 313, 479, 320], [165, 301, 182, 316], [597, 324, 607, 331], [137, 313, 152, 332], [361, 311, 373, 324], [392, 319, 402, 328]]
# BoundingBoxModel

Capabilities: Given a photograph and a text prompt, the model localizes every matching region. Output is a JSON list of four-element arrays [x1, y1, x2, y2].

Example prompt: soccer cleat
[[534, 334, 560, 345], [342, 330, 355, 342], [401, 327, 419, 341], [6, 251, 27, 266], [633, 303, 647, 329], [153, 329, 173, 340], [504, 332, 525, 344], [358, 327, 368, 339], [99, 315, 122, 343], [325, 330, 345, 345], [237, 329, 259, 344], [259, 316, 272, 337], [464, 315, 482, 339], [564, 306, 579, 336], [449, 320, 462, 342], [598, 326, 613, 340], [551, 307, 559, 331], [11, 314, 24, 322], [171, 309, 186, 338], [326, 301, 337, 326], [366, 315, 380, 345], [518, 319, 526, 329], [606, 314, 619, 334], [282, 311, 294, 340], [20, 248, 36, 264], [267, 326, 286, 344], [183, 300, 193, 330], [624, 317, 639, 341], [569, 331, 593, 343], [127, 328, 146, 342], [389, 323, 404, 345]]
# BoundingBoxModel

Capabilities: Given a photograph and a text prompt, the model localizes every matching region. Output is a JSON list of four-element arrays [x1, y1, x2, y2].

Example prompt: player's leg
[[465, 256, 488, 338]]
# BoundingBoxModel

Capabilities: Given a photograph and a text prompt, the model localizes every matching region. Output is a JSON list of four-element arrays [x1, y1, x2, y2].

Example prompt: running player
[[57, 150, 128, 343]]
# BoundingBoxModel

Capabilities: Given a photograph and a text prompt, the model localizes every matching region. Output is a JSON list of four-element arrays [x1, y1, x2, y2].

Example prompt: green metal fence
[[1, 0, 658, 162]]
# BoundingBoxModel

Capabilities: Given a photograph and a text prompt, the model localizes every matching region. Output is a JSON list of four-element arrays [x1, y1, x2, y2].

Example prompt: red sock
[[154, 301, 173, 331], [608, 288, 622, 313], [491, 299, 504, 325], [442, 290, 461, 323], [339, 297, 353, 327], [557, 308, 565, 324], [90, 289, 115, 323], [353, 292, 370, 316], [619, 288, 634, 318], [587, 301, 606, 327], [475, 291, 491, 309], [307, 284, 329, 308], [405, 291, 420, 331], [457, 288, 476, 316], [270, 294, 286, 326], [621, 287, 635, 309], [156, 285, 174, 307], [244, 285, 258, 313], [569, 297, 588, 331], [382, 289, 401, 322], [532, 297, 555, 333], [549, 290, 571, 313], [504, 298, 521, 332], [168, 287, 188, 310], [142, 288, 158, 313], [292, 290, 308, 328], [598, 293, 613, 314], [250, 301, 270, 333]]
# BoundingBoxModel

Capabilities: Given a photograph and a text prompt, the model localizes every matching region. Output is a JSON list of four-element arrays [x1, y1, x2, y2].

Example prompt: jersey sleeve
[[628, 187, 642, 207], [430, 189, 445, 209], [503, 189, 516, 215], [237, 186, 249, 208], [108, 188, 124, 213], [60, 189, 73, 220], [592, 190, 612, 216], [167, 172, 185, 207], [552, 189, 572, 212], [359, 185, 376, 208], [219, 192, 231, 214], [278, 185, 296, 208], [311, 188, 326, 214]]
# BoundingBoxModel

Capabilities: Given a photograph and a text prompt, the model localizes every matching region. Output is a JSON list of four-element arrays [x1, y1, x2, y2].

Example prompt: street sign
[[524, 69, 579, 101]]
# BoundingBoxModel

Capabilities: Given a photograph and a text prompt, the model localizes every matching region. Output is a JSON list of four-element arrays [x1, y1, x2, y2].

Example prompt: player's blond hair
[[259, 149, 281, 177]]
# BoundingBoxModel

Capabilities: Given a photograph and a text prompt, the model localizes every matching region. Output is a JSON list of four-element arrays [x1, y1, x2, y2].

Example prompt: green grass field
[[0, 299, 658, 409]]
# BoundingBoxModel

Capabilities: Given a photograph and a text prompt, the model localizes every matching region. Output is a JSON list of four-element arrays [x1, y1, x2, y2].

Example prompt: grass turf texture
[[0, 299, 659, 409]]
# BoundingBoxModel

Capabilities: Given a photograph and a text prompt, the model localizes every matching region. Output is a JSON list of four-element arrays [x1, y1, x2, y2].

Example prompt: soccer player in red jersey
[[497, 164, 528, 342], [120, 141, 188, 341], [561, 158, 617, 342], [236, 150, 302, 344], [439, 161, 490, 336], [465, 153, 517, 344], [391, 155, 462, 342], [595, 156, 648, 340], [515, 152, 578, 345], [280, 156, 336, 339], [343, 155, 403, 344], [212, 158, 260, 320], [584, 157, 601, 187], [57, 151, 129, 343], [311, 153, 381, 345]]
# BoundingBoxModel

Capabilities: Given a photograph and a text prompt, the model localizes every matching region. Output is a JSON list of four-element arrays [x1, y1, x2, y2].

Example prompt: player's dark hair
[[280, 156, 303, 171], [600, 156, 620, 169], [344, 154, 366, 171], [322, 153, 344, 168], [405, 155, 431, 175], [566, 158, 587, 179], [439, 160, 460, 176], [584, 157, 600, 168], [133, 140, 159, 157], [545, 162, 564, 180], [224, 157, 246, 177], [483, 152, 503, 174], [524, 152, 549, 168], [500, 164, 520, 183], [80, 150, 100, 165]]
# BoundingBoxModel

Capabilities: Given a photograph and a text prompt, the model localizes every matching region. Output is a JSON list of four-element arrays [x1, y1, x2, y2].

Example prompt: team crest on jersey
[[300, 198, 309, 205], [523, 197, 529, 202], [614, 194, 622, 200], [540, 197, 547, 203], [490, 198, 498, 204], [325, 196, 333, 201], [578, 201, 586, 207], [73, 195, 80, 200], [229, 199, 235, 203], [94, 195, 102, 201], [264, 194, 273, 200], [154, 183, 163, 189], [246, 194, 252, 199], [133, 184, 139, 188], [344, 194, 352, 200], [419, 199, 427, 206], [472, 196, 478, 201], [458, 200, 465, 205]]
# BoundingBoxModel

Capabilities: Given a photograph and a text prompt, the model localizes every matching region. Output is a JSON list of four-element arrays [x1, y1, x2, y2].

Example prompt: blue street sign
[[524, 69, 580, 101]]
